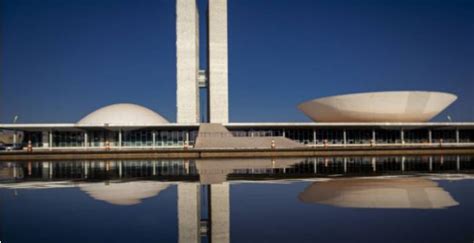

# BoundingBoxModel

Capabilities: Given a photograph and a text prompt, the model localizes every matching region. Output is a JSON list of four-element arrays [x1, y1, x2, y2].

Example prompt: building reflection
[[0, 155, 473, 242], [177, 182, 230, 243], [0, 158, 302, 243], [80, 181, 170, 206], [1, 155, 473, 182], [298, 178, 459, 209]]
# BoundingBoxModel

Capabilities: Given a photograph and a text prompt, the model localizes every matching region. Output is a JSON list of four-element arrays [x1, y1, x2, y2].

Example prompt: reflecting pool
[[1, 155, 474, 243]]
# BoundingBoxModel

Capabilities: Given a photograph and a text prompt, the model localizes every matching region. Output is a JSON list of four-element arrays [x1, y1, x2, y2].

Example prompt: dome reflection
[[79, 181, 169, 206], [298, 178, 459, 209]]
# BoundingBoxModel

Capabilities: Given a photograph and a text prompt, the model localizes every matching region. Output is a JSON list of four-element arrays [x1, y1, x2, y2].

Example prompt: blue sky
[[1, 0, 473, 123]]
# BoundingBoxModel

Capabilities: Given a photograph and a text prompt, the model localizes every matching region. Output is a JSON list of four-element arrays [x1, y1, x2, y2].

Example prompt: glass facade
[[53, 132, 84, 147], [404, 129, 429, 143], [87, 131, 118, 147], [374, 129, 401, 144], [23, 132, 43, 147], [432, 129, 456, 143], [287, 129, 315, 144], [123, 130, 153, 147], [459, 129, 474, 143], [122, 129, 197, 147], [346, 129, 372, 144], [19, 126, 474, 148]]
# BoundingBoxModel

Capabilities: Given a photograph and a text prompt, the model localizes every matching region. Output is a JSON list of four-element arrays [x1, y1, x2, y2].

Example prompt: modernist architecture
[[0, 0, 473, 150], [176, 0, 200, 123], [177, 0, 228, 123], [298, 91, 457, 122]]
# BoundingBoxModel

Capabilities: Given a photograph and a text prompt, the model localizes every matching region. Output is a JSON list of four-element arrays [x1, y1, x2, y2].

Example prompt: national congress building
[[1, 0, 473, 150]]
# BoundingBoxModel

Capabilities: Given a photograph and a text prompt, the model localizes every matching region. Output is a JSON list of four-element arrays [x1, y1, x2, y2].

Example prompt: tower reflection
[[178, 182, 230, 243]]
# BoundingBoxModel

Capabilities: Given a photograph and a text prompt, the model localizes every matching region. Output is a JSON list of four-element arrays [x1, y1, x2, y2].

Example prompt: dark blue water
[[1, 156, 473, 243]]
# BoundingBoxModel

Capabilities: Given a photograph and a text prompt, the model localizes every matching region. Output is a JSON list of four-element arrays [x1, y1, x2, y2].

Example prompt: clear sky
[[1, 0, 473, 123]]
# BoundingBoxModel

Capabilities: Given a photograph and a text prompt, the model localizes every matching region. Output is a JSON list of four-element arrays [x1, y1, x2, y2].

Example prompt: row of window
[[25, 130, 198, 147], [23, 129, 474, 147], [10, 160, 198, 179], [230, 129, 474, 144]]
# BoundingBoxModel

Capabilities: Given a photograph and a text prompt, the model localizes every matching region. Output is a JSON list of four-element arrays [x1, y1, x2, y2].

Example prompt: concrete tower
[[208, 0, 229, 123], [176, 0, 200, 123], [176, 0, 229, 124]]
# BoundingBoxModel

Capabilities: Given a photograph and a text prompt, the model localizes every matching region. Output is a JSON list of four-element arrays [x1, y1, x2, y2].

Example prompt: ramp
[[194, 124, 305, 149]]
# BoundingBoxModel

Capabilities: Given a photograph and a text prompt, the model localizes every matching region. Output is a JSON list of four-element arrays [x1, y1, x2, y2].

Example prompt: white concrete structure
[[176, 0, 200, 123], [298, 91, 457, 122], [77, 103, 169, 126], [195, 123, 304, 150], [175, 0, 229, 124], [208, 0, 229, 123]]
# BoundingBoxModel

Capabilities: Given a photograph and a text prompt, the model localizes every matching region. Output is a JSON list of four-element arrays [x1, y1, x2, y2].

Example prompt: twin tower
[[176, 0, 229, 124]]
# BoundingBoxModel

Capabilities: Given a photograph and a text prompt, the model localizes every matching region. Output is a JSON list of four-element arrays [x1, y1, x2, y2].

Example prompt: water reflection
[[80, 181, 170, 206], [1, 155, 473, 182], [1, 155, 473, 243], [299, 178, 459, 209]]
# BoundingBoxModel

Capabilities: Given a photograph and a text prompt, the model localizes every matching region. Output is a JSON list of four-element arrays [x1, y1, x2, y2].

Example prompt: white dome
[[77, 103, 169, 126]]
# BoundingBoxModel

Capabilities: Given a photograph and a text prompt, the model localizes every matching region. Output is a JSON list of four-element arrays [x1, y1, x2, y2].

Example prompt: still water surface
[[1, 155, 473, 243]]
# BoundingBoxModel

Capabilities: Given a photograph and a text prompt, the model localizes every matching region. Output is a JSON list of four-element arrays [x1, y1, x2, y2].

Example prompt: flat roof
[[0, 123, 199, 131], [226, 122, 474, 127], [1, 122, 474, 131]]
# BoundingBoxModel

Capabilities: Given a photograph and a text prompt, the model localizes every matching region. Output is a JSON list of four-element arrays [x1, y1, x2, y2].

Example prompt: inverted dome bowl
[[298, 91, 457, 122]]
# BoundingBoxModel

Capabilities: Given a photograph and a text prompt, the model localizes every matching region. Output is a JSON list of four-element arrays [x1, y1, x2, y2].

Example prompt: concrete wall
[[177, 0, 200, 123], [208, 0, 229, 123]]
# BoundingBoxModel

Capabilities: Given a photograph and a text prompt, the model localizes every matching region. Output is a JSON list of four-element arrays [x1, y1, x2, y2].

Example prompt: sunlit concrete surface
[[194, 123, 304, 149], [208, 0, 229, 123], [77, 103, 169, 126], [298, 91, 457, 122], [176, 0, 200, 123]]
